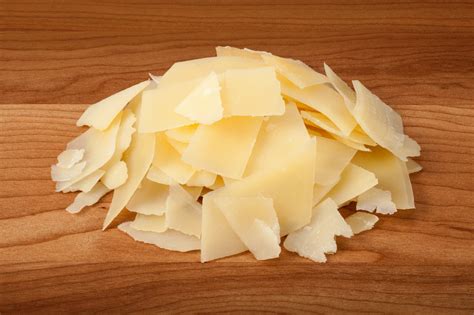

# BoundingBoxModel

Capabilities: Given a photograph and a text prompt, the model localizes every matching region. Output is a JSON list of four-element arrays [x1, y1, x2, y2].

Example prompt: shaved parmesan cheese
[[326, 164, 378, 206], [201, 195, 247, 262], [101, 161, 128, 189], [284, 198, 353, 263], [280, 76, 357, 135], [77, 80, 149, 130], [356, 187, 397, 215], [51, 161, 86, 182], [353, 80, 420, 161], [160, 56, 264, 87], [138, 80, 196, 133], [213, 195, 280, 260], [166, 185, 202, 238], [147, 166, 177, 185], [215, 46, 267, 60], [352, 147, 414, 209], [127, 179, 168, 216], [103, 132, 155, 229], [221, 67, 285, 116], [166, 137, 188, 155], [183, 185, 203, 200], [62, 169, 105, 193], [56, 113, 122, 191], [182, 116, 263, 179], [331, 134, 371, 152], [152, 134, 195, 184], [261, 54, 328, 88], [245, 102, 309, 176], [56, 149, 84, 168], [215, 138, 316, 236], [186, 170, 217, 187], [207, 176, 224, 190], [119, 222, 200, 252], [313, 182, 337, 207], [407, 158, 422, 174], [165, 125, 197, 143], [130, 213, 167, 233], [175, 72, 223, 124], [313, 136, 356, 186], [66, 182, 110, 214], [345, 212, 379, 234], [301, 111, 375, 146], [324, 63, 356, 112]]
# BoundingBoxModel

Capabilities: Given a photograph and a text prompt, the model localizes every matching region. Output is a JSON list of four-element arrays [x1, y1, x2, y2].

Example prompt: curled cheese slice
[[77, 80, 149, 130], [66, 182, 110, 214], [284, 198, 353, 263], [56, 149, 85, 168], [62, 169, 105, 193], [353, 80, 420, 161], [118, 222, 200, 252], [51, 161, 86, 182], [345, 212, 379, 234], [101, 161, 128, 189]]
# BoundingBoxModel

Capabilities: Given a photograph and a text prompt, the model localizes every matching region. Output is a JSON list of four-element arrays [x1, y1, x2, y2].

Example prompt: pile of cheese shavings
[[51, 46, 422, 263]]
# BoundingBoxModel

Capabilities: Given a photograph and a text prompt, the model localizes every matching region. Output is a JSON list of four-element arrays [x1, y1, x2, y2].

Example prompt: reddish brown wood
[[0, 1, 473, 313]]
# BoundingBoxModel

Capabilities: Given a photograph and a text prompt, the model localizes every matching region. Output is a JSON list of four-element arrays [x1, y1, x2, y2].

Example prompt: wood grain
[[1, 0, 473, 313]]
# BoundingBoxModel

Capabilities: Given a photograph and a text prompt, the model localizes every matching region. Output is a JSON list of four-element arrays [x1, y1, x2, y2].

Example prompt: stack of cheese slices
[[51, 46, 422, 263]]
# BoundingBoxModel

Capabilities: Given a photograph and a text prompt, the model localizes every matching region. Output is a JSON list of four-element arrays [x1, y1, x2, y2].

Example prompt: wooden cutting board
[[1, 0, 473, 313]]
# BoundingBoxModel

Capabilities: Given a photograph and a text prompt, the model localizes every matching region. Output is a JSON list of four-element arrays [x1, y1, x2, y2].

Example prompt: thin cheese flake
[[221, 67, 285, 117], [56, 149, 85, 168], [324, 63, 356, 112], [77, 80, 149, 130], [165, 125, 198, 143], [345, 212, 379, 234], [182, 116, 263, 179], [213, 195, 281, 260], [130, 213, 167, 233], [175, 72, 223, 124], [284, 198, 353, 263], [356, 187, 397, 215], [101, 161, 128, 189], [166, 185, 202, 238], [66, 182, 110, 214], [127, 178, 168, 216]]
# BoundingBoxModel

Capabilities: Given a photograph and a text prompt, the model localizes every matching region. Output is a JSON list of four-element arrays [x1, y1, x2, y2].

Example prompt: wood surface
[[1, 0, 473, 313]]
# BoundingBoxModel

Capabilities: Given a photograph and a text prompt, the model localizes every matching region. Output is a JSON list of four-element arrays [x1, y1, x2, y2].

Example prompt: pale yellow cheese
[[312, 182, 337, 207], [325, 163, 378, 206], [221, 67, 285, 117], [138, 80, 196, 133], [159, 56, 264, 87], [284, 198, 353, 263], [186, 170, 217, 187], [127, 178, 168, 216], [352, 147, 415, 209], [313, 135, 356, 186], [324, 63, 356, 112], [56, 113, 122, 191], [262, 54, 328, 89], [147, 166, 177, 185], [166, 185, 202, 238], [152, 134, 195, 184], [118, 222, 200, 252], [301, 111, 375, 146], [352, 80, 420, 161], [207, 176, 224, 190], [182, 116, 263, 179], [101, 161, 128, 189], [331, 134, 370, 152], [51, 161, 86, 182], [66, 182, 110, 214], [244, 102, 309, 176], [130, 213, 167, 233], [407, 158, 422, 174], [213, 195, 281, 260], [166, 137, 188, 155], [62, 169, 105, 193], [214, 138, 316, 236], [200, 194, 247, 262], [175, 72, 223, 124], [77, 80, 149, 130], [280, 76, 357, 135], [183, 185, 203, 200], [56, 149, 85, 168], [356, 187, 397, 215], [103, 132, 155, 229], [165, 125, 198, 143], [215, 46, 267, 60], [345, 212, 379, 234]]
